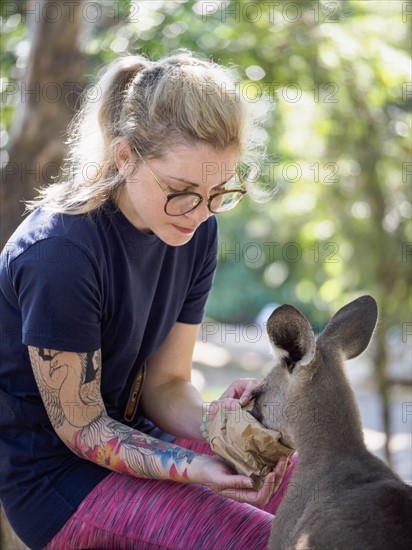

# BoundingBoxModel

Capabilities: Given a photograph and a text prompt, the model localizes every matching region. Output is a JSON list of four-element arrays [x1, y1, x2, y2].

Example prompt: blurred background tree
[[1, 0, 411, 462]]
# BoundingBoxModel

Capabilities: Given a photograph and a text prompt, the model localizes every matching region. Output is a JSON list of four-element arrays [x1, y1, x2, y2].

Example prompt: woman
[[0, 50, 294, 549]]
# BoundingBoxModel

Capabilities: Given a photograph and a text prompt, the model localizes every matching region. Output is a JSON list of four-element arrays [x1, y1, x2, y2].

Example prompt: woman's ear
[[114, 140, 134, 177]]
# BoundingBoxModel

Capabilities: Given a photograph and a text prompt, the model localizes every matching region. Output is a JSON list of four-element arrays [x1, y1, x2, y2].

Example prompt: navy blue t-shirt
[[0, 201, 218, 549]]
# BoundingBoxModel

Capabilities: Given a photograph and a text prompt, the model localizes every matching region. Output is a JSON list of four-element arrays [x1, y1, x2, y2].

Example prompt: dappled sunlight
[[238, 351, 267, 371], [364, 429, 411, 482], [390, 433, 412, 454], [193, 341, 231, 368], [363, 427, 386, 452], [0, 2, 410, 548]]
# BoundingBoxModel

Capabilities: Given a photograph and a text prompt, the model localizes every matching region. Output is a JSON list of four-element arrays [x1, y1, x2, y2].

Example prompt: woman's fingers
[[238, 379, 259, 406], [216, 456, 289, 507], [219, 378, 258, 402]]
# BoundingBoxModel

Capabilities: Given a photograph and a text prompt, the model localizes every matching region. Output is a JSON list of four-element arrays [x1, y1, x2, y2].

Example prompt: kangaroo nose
[[249, 405, 262, 423]]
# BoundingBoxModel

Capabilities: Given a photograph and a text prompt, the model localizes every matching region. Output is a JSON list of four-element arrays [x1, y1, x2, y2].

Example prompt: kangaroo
[[250, 295, 412, 550]]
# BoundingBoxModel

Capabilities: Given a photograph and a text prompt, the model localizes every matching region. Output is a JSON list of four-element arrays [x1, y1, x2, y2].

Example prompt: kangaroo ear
[[318, 295, 378, 360], [266, 305, 316, 369]]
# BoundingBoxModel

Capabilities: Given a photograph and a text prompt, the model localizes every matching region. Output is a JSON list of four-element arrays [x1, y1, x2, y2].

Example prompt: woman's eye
[[167, 186, 186, 194]]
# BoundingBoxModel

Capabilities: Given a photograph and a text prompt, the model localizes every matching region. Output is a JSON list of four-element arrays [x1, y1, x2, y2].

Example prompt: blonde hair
[[26, 49, 268, 214]]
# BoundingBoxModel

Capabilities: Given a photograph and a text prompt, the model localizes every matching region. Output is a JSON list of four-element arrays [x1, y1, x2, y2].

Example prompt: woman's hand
[[198, 377, 291, 506], [192, 454, 289, 507], [218, 377, 259, 406], [204, 378, 259, 427]]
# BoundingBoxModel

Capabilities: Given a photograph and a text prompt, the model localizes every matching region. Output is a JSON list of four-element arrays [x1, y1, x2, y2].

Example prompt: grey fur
[[251, 295, 412, 550]]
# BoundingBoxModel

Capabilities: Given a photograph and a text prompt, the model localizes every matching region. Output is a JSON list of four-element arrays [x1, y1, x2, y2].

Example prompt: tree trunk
[[0, 0, 85, 247]]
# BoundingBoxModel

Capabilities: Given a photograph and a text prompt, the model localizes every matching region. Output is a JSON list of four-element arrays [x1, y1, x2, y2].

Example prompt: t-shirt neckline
[[103, 199, 161, 247]]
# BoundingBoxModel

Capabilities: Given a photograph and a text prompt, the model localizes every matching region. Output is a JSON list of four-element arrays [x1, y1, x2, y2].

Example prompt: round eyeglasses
[[133, 147, 247, 216]]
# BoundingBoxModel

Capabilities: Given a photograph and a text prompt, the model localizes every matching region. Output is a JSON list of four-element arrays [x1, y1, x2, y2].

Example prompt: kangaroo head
[[250, 295, 378, 449]]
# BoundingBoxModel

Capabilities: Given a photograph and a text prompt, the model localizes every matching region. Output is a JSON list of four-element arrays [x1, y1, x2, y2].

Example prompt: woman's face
[[116, 142, 240, 247]]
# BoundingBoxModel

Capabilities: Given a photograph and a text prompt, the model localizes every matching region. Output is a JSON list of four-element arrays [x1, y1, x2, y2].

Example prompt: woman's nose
[[186, 200, 212, 223]]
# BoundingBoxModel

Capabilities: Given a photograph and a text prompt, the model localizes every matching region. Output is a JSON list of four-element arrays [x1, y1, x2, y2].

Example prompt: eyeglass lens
[[165, 190, 244, 216]]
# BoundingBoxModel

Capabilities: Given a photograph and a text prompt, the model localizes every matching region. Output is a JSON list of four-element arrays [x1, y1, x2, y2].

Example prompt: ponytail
[[26, 56, 149, 214], [97, 57, 148, 146]]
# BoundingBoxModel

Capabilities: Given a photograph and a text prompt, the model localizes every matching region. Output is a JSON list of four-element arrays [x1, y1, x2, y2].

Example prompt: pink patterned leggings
[[45, 438, 296, 549]]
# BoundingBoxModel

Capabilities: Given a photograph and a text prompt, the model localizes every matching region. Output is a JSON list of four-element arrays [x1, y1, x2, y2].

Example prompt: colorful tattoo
[[72, 415, 197, 480], [29, 346, 199, 484]]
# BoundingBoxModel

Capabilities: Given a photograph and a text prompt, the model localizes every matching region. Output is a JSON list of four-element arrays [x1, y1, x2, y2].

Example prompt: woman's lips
[[172, 224, 196, 234]]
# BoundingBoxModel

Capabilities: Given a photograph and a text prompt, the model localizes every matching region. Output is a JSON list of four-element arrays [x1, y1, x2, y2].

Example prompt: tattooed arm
[[27, 346, 252, 490]]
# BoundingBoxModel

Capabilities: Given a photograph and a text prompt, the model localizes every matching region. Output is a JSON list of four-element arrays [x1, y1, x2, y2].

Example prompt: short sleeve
[[177, 217, 218, 324], [10, 237, 102, 352]]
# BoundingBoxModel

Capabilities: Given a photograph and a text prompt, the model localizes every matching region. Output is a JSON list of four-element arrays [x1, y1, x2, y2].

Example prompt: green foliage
[[1, 0, 411, 330]]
